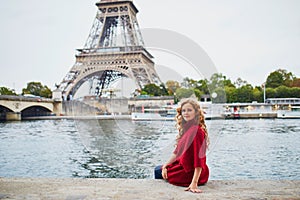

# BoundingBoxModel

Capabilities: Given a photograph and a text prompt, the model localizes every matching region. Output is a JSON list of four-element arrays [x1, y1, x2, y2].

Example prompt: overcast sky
[[0, 0, 299, 94]]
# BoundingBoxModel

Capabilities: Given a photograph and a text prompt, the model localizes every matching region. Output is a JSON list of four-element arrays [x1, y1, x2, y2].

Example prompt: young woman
[[154, 98, 209, 193]]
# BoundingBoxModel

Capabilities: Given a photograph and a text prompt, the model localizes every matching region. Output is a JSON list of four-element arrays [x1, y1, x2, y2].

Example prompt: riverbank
[[0, 178, 299, 200], [22, 115, 132, 120]]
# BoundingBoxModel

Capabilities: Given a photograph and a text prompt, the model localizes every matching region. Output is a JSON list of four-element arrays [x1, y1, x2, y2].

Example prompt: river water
[[0, 118, 299, 180]]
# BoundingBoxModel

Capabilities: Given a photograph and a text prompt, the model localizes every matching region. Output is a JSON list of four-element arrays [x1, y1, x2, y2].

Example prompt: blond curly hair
[[175, 98, 209, 148]]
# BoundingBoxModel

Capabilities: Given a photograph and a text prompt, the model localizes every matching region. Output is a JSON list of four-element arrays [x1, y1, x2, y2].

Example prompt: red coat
[[166, 122, 209, 187]]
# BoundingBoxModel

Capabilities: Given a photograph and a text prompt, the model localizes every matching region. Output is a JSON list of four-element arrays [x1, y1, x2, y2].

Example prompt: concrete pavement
[[0, 178, 299, 200]]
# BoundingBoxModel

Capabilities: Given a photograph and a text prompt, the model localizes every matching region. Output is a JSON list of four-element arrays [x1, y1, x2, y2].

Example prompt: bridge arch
[[67, 69, 133, 97], [19, 103, 53, 113], [0, 105, 14, 121], [21, 106, 53, 118], [0, 102, 16, 113]]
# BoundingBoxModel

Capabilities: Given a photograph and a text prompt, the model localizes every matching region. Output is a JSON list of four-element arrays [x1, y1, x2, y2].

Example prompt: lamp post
[[174, 92, 178, 104], [262, 83, 266, 103]]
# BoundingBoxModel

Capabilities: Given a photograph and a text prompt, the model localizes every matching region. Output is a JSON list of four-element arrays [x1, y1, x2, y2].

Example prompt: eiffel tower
[[59, 0, 162, 98]]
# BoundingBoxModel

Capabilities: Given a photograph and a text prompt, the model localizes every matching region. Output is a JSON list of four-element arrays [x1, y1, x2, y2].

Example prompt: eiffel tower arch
[[59, 0, 162, 98]]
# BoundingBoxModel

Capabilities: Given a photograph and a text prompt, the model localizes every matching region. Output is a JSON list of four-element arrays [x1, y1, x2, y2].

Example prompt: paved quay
[[0, 178, 299, 200]]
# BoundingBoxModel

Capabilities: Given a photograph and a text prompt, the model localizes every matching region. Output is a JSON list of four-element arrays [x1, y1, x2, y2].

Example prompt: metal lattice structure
[[59, 0, 161, 97]]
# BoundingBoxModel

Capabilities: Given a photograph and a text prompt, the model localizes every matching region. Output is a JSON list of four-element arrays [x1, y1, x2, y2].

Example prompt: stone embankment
[[0, 178, 299, 200]]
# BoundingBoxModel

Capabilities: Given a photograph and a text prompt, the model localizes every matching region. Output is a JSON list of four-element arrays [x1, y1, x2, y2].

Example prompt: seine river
[[0, 118, 299, 180]]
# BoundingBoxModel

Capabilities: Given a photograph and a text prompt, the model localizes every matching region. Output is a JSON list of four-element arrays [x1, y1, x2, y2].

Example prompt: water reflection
[[0, 119, 299, 180], [74, 119, 173, 178]]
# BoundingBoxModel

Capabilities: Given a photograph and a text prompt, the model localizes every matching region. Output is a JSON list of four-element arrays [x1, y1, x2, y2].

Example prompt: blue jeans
[[154, 165, 163, 179]]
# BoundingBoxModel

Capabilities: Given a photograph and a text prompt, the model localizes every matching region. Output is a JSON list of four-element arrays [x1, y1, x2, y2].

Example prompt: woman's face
[[181, 103, 196, 122]]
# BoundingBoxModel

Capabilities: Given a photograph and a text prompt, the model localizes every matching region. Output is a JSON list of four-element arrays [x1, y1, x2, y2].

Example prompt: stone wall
[[128, 96, 175, 112], [62, 96, 175, 115]]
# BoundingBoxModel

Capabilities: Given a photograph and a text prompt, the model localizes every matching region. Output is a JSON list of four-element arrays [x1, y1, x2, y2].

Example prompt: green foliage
[[196, 79, 209, 94], [236, 84, 254, 103], [252, 87, 263, 102], [159, 83, 169, 96], [289, 87, 300, 98], [165, 80, 180, 95], [175, 88, 195, 100], [181, 77, 200, 88], [290, 78, 300, 87], [225, 86, 238, 103], [264, 86, 300, 98], [266, 88, 276, 98], [275, 86, 290, 98], [140, 91, 147, 95], [266, 71, 284, 88], [177, 69, 300, 103], [0, 87, 17, 95], [234, 78, 248, 88], [193, 88, 204, 100], [22, 82, 52, 98], [266, 69, 295, 88], [211, 87, 227, 103], [208, 73, 235, 89], [141, 83, 168, 96], [207, 73, 234, 103], [208, 73, 226, 90]]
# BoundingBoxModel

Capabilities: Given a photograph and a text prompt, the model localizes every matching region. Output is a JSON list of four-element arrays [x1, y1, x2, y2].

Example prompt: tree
[[266, 88, 276, 98], [208, 73, 234, 91], [225, 86, 238, 103], [165, 80, 180, 95], [141, 84, 164, 96], [40, 85, 52, 98], [273, 86, 300, 98], [22, 82, 52, 98], [0, 87, 17, 95], [266, 71, 284, 88], [193, 88, 204, 100], [223, 79, 235, 88], [290, 78, 300, 87], [236, 84, 253, 103], [181, 78, 211, 98], [195, 79, 209, 95], [266, 69, 295, 88], [234, 78, 248, 88], [289, 87, 300, 98], [280, 69, 296, 86], [275, 86, 290, 98], [252, 87, 263, 102], [211, 87, 227, 103], [208, 73, 226, 90], [175, 88, 195, 100], [207, 73, 232, 103], [159, 83, 169, 96], [181, 77, 199, 88]]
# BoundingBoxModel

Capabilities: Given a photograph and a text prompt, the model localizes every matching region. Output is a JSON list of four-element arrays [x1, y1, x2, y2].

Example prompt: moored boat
[[131, 102, 223, 121], [277, 106, 300, 119], [223, 102, 277, 119], [131, 106, 176, 121]]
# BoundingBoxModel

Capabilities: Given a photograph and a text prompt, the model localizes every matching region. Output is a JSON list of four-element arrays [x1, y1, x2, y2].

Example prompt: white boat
[[222, 102, 277, 119], [131, 106, 176, 121], [131, 102, 223, 121], [277, 106, 300, 119], [199, 102, 224, 119]]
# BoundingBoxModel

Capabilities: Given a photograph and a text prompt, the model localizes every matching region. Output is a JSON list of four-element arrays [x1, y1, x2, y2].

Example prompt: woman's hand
[[184, 182, 202, 193], [185, 167, 203, 193], [161, 166, 168, 180]]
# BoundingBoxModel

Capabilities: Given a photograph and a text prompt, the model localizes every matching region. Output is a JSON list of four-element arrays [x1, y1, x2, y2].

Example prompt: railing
[[266, 98, 300, 105], [0, 95, 53, 102], [77, 46, 153, 58]]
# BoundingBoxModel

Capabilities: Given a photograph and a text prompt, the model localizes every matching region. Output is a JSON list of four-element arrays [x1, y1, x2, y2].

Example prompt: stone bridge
[[0, 95, 62, 121]]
